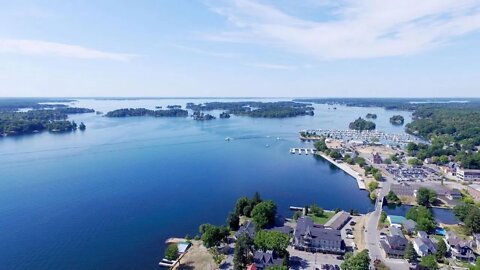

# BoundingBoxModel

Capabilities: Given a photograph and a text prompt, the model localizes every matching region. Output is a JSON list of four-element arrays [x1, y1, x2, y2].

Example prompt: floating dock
[[289, 148, 317, 155]]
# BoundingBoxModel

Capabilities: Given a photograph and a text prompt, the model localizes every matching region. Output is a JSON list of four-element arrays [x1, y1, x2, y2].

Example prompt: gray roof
[[235, 221, 256, 239], [403, 219, 417, 231], [254, 250, 283, 269], [295, 217, 342, 242], [417, 231, 428, 238], [325, 211, 351, 230], [389, 226, 404, 237]]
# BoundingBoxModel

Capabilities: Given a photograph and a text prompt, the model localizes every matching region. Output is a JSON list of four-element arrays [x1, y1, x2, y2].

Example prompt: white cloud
[[0, 38, 136, 61], [244, 62, 299, 69], [169, 44, 238, 58], [206, 0, 480, 59]]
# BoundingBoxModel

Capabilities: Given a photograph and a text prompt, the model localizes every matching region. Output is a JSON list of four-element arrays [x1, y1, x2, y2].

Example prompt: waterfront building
[[413, 233, 436, 257], [402, 219, 417, 235], [325, 211, 351, 230], [293, 217, 345, 254], [387, 215, 407, 228], [235, 221, 256, 240], [457, 168, 480, 181]]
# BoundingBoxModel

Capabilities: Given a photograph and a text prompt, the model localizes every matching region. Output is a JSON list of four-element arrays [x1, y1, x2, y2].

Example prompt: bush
[[165, 243, 178, 261]]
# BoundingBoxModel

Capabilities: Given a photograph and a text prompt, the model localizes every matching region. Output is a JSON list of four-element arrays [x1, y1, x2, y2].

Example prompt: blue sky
[[1, 0, 480, 97]]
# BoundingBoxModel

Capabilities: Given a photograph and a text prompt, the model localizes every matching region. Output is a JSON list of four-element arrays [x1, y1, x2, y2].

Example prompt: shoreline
[[316, 152, 366, 190]]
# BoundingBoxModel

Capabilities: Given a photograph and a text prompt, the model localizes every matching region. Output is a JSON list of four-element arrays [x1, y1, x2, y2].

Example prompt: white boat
[[225, 137, 231, 141], [290, 149, 295, 154]]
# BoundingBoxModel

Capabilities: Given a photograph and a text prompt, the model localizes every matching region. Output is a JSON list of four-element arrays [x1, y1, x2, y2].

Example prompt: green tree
[[355, 157, 366, 167], [165, 243, 178, 261], [406, 206, 436, 232], [416, 188, 437, 207], [235, 197, 250, 216], [330, 150, 342, 160], [384, 158, 392, 164], [435, 239, 447, 261], [404, 242, 418, 262], [254, 230, 290, 256], [373, 171, 382, 181], [341, 250, 370, 270], [199, 224, 229, 248], [420, 255, 438, 270], [471, 257, 480, 270], [252, 192, 262, 205], [233, 234, 254, 270], [310, 203, 324, 217], [227, 212, 240, 231], [265, 266, 288, 270], [368, 181, 379, 192], [465, 207, 480, 234], [314, 139, 328, 152], [79, 122, 86, 130], [251, 200, 277, 229]]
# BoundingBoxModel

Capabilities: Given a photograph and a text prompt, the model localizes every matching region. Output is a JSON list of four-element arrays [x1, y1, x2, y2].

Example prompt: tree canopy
[[416, 188, 437, 207], [251, 200, 277, 229], [341, 250, 370, 270]]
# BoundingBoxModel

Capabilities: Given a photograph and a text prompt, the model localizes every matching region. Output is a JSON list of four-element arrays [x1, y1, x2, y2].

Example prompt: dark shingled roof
[[295, 217, 342, 241], [325, 211, 351, 230], [254, 250, 283, 269]]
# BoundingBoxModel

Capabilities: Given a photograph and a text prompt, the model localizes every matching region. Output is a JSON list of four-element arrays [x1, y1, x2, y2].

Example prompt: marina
[[300, 129, 422, 145], [290, 148, 317, 155]]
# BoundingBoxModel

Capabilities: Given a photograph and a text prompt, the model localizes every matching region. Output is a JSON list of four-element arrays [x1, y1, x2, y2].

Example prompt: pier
[[317, 152, 366, 190]]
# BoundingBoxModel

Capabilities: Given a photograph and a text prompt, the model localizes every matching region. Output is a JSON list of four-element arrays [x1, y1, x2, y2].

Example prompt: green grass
[[307, 211, 335, 225]]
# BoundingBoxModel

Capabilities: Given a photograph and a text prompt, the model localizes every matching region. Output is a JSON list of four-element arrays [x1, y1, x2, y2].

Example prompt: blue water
[[383, 205, 459, 225], [0, 99, 412, 270]]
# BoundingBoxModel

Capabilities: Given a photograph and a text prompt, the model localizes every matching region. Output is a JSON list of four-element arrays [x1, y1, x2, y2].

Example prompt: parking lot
[[288, 247, 343, 270]]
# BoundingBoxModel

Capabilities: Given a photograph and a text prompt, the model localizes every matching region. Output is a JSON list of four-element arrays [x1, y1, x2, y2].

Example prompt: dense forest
[[0, 109, 91, 136], [405, 107, 480, 169], [105, 108, 188, 117], [186, 101, 314, 118], [349, 117, 376, 130], [0, 98, 74, 112]]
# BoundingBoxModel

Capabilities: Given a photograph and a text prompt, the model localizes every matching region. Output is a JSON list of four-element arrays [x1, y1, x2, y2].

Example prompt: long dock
[[317, 152, 366, 190]]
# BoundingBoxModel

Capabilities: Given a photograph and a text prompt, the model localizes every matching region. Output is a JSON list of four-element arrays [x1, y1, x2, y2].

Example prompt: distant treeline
[[105, 108, 188, 118], [186, 101, 314, 118], [0, 98, 74, 112]]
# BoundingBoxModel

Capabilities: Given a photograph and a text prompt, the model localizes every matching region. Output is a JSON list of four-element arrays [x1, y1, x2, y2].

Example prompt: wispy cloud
[[169, 43, 237, 58], [244, 62, 302, 70], [0, 38, 136, 61], [206, 0, 480, 59]]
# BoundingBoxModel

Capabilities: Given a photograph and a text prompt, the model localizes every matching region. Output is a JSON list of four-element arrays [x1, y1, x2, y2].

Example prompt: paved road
[[364, 173, 409, 270]]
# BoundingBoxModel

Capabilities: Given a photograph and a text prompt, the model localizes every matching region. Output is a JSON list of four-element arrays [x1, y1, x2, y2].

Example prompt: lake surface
[[0, 98, 412, 270]]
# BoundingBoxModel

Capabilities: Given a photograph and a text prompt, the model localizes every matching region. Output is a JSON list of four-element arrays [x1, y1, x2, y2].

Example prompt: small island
[[219, 112, 230, 119], [105, 108, 188, 118], [365, 113, 377, 119], [192, 111, 216, 121], [348, 117, 376, 130], [390, 115, 405, 125]]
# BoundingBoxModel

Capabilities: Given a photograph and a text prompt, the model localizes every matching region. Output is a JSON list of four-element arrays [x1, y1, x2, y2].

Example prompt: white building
[[457, 168, 480, 181]]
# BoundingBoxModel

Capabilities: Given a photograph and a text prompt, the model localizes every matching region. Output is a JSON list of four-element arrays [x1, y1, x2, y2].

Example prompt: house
[[445, 231, 477, 263], [387, 215, 407, 228], [445, 189, 462, 200], [372, 153, 383, 164], [380, 227, 408, 258], [235, 221, 256, 240], [413, 235, 436, 257], [402, 219, 417, 235], [253, 250, 283, 270], [325, 211, 351, 230], [293, 216, 345, 254], [457, 168, 480, 181]]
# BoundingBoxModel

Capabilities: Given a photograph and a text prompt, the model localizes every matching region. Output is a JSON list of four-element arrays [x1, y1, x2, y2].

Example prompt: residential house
[[402, 219, 417, 235], [445, 231, 477, 263], [293, 217, 345, 254], [253, 250, 283, 270], [380, 226, 408, 258], [235, 221, 256, 240], [413, 233, 436, 257]]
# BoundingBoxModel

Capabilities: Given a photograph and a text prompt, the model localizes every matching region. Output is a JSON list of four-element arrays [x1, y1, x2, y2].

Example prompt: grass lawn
[[307, 211, 335, 225]]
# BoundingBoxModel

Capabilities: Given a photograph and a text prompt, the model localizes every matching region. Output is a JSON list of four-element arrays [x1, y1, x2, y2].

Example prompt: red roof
[[247, 264, 257, 270]]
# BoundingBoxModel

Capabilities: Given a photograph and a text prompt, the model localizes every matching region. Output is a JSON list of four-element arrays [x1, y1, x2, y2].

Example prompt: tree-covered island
[[389, 115, 405, 125], [186, 101, 314, 118], [365, 113, 377, 119], [348, 117, 376, 130], [105, 108, 188, 117]]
